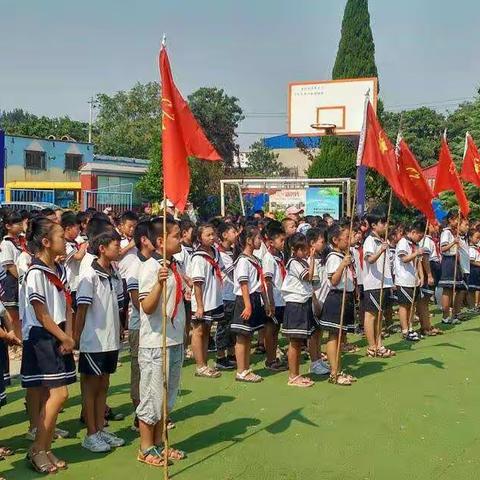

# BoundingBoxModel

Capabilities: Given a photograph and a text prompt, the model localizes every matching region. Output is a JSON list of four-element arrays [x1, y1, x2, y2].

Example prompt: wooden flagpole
[[162, 192, 169, 480]]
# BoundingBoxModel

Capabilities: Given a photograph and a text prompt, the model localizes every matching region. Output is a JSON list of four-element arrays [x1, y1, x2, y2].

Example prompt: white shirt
[[459, 236, 470, 274], [469, 245, 480, 264], [173, 244, 193, 276], [187, 248, 224, 312], [16, 251, 32, 285], [352, 246, 363, 286], [233, 254, 263, 296], [20, 260, 68, 340], [281, 257, 313, 303], [363, 234, 394, 291], [219, 247, 236, 302], [76, 261, 124, 353], [79, 251, 96, 277], [422, 235, 441, 263], [326, 251, 355, 292], [262, 250, 286, 307], [440, 228, 456, 256], [126, 254, 143, 330], [138, 255, 185, 348], [0, 237, 22, 268], [64, 240, 81, 292], [117, 237, 138, 280], [253, 241, 268, 261], [395, 237, 419, 287]]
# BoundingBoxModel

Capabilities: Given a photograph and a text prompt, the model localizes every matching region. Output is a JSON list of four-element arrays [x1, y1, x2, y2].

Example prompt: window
[[65, 153, 83, 171], [25, 150, 46, 170]]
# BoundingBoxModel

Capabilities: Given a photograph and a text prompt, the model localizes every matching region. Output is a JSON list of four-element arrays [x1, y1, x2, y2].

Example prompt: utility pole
[[88, 96, 94, 143]]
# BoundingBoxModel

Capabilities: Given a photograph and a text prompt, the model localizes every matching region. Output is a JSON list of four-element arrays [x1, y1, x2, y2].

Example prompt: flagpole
[[374, 188, 393, 351], [162, 192, 169, 480], [451, 214, 461, 321]]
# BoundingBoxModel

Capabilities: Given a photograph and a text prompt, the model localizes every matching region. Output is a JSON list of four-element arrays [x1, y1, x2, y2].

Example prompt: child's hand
[[416, 248, 425, 257], [266, 305, 275, 318], [342, 254, 352, 267], [241, 304, 252, 321], [5, 330, 21, 346], [195, 307, 204, 320], [157, 266, 169, 284], [428, 274, 434, 286], [60, 336, 75, 355], [380, 242, 388, 253]]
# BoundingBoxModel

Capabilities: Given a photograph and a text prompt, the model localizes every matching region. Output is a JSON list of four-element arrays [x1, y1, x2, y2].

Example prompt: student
[[230, 225, 266, 383], [456, 216, 471, 318], [137, 217, 186, 466], [306, 226, 331, 375], [421, 222, 441, 303], [61, 211, 88, 312], [20, 217, 76, 473], [281, 233, 318, 387], [187, 224, 225, 378], [439, 211, 464, 324], [362, 213, 396, 358], [281, 218, 297, 261], [75, 211, 90, 244], [395, 220, 426, 341], [127, 220, 155, 432], [262, 222, 288, 371], [76, 230, 125, 453], [468, 227, 480, 309], [0, 211, 25, 343], [319, 224, 356, 386], [351, 222, 365, 335], [215, 222, 237, 370]]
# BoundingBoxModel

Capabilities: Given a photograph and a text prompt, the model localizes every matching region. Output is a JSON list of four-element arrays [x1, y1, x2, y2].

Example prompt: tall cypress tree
[[308, 0, 378, 179]]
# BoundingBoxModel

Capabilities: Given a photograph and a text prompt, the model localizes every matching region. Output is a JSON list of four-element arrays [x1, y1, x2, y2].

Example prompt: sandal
[[339, 370, 358, 382], [366, 347, 377, 358], [0, 446, 14, 457], [27, 449, 58, 474], [195, 366, 221, 378], [328, 373, 352, 386], [376, 346, 396, 358], [265, 359, 288, 372], [287, 375, 314, 388], [235, 369, 263, 383], [47, 451, 68, 470], [137, 446, 169, 467], [160, 446, 186, 461]]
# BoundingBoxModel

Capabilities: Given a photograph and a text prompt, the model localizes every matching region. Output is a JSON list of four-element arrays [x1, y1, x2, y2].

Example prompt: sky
[[1, 0, 480, 149]]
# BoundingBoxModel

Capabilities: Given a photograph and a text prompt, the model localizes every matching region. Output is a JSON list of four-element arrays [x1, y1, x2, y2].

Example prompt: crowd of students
[[0, 204, 477, 475]]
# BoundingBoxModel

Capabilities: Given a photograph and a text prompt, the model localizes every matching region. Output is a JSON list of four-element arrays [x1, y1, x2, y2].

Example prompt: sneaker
[[451, 317, 461, 325], [310, 360, 331, 375], [265, 358, 288, 372], [441, 317, 453, 324], [25, 427, 37, 441], [227, 355, 237, 367], [404, 331, 420, 342], [215, 357, 235, 370], [82, 432, 111, 452], [54, 427, 70, 439], [99, 429, 125, 447], [207, 337, 216, 353]]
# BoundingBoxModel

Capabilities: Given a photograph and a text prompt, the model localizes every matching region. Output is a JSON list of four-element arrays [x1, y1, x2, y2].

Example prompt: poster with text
[[269, 189, 306, 212], [305, 187, 340, 218]]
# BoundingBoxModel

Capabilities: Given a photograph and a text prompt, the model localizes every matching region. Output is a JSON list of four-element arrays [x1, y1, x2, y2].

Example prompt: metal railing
[[9, 188, 55, 204], [83, 183, 133, 212]]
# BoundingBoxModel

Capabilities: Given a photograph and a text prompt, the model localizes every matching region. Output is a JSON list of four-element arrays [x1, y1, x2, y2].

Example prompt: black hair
[[366, 212, 387, 227], [148, 216, 177, 246], [327, 223, 348, 245], [196, 223, 215, 244], [217, 222, 237, 240], [41, 208, 55, 218], [85, 207, 97, 214], [446, 209, 459, 222], [179, 219, 195, 235], [408, 219, 427, 233], [289, 233, 308, 253], [76, 211, 90, 225], [90, 230, 122, 257], [120, 210, 138, 224], [26, 217, 56, 254], [19, 209, 31, 221], [234, 224, 260, 258], [0, 210, 23, 237], [133, 220, 153, 250], [86, 217, 113, 241], [253, 209, 265, 218], [61, 211, 78, 229], [265, 223, 285, 240], [90, 212, 111, 223], [306, 227, 327, 245]]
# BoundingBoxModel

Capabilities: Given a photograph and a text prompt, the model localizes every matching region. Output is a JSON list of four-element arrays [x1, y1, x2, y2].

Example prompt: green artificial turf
[[1, 315, 480, 480]]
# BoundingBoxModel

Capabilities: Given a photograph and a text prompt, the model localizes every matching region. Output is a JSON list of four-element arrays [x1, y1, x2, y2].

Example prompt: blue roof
[[263, 134, 321, 149]]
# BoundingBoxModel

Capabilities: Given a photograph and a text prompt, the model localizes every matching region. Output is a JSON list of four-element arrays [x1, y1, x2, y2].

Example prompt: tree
[[135, 128, 163, 202], [94, 82, 161, 158], [308, 0, 378, 181], [245, 140, 289, 176], [187, 87, 244, 168]]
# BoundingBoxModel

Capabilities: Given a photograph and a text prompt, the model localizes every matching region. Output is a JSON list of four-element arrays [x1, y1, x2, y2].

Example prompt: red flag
[[433, 134, 470, 217], [358, 102, 406, 203], [159, 45, 221, 211], [461, 132, 480, 187], [396, 137, 435, 221]]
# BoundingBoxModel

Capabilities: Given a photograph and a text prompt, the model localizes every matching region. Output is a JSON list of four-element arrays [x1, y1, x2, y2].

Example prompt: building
[[0, 132, 148, 208], [263, 134, 321, 177]]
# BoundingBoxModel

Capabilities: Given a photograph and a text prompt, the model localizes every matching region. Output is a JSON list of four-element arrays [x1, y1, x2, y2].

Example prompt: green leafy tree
[[245, 140, 289, 176], [135, 128, 163, 202]]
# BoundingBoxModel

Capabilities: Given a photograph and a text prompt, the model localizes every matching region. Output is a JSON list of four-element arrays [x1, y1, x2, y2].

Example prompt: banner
[[269, 189, 306, 212], [305, 187, 341, 219]]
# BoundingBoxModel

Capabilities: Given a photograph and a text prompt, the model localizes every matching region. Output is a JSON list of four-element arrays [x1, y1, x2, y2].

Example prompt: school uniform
[[216, 246, 236, 351], [0, 237, 22, 308], [230, 254, 266, 336], [17, 250, 32, 286], [174, 243, 194, 323], [439, 228, 466, 289], [312, 254, 328, 328], [281, 257, 315, 338], [76, 260, 124, 375], [395, 237, 421, 305], [352, 244, 364, 304], [459, 235, 470, 290], [319, 251, 355, 332], [20, 259, 76, 388], [421, 235, 441, 296], [363, 234, 394, 313], [79, 249, 96, 278], [0, 351, 5, 407], [469, 245, 480, 290], [64, 240, 82, 310], [262, 249, 286, 325], [137, 253, 185, 424], [188, 247, 225, 323]]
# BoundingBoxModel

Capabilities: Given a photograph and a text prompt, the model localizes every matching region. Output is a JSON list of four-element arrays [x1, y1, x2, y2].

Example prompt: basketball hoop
[[310, 123, 337, 135]]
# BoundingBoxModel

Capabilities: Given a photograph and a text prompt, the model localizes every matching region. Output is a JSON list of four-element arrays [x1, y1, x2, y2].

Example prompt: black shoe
[[207, 337, 217, 353], [215, 357, 235, 370], [226, 355, 237, 367]]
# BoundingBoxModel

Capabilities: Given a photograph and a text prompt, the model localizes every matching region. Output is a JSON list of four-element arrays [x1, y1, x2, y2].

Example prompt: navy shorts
[[79, 350, 119, 376]]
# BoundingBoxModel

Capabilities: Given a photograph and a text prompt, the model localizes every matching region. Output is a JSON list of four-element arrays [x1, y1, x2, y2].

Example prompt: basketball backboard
[[288, 77, 378, 137]]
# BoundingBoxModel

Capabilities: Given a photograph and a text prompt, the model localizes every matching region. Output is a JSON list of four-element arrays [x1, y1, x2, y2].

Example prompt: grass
[[1, 314, 480, 479]]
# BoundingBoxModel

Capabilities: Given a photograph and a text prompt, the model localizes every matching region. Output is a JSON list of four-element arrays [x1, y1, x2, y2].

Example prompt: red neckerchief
[[431, 236, 441, 258], [199, 249, 223, 284], [269, 247, 287, 279], [18, 236, 28, 252], [355, 244, 364, 270], [169, 262, 183, 325], [44, 269, 72, 309], [244, 255, 268, 293]]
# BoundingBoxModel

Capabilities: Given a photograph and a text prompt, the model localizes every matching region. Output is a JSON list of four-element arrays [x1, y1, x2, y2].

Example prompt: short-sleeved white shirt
[[459, 236, 470, 274], [173, 244, 193, 276], [363, 234, 394, 290], [253, 241, 268, 261], [187, 248, 224, 312], [352, 246, 364, 286], [262, 250, 286, 307], [219, 248, 236, 302], [76, 261, 124, 353], [0, 237, 21, 268], [326, 251, 355, 292], [281, 257, 313, 303], [421, 235, 441, 263], [64, 240, 81, 292], [117, 237, 138, 280], [17, 251, 32, 285], [20, 260, 68, 340], [233, 254, 263, 296], [126, 254, 143, 330], [138, 255, 185, 348], [395, 237, 419, 287], [469, 245, 480, 263], [79, 251, 96, 277], [440, 228, 456, 256]]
